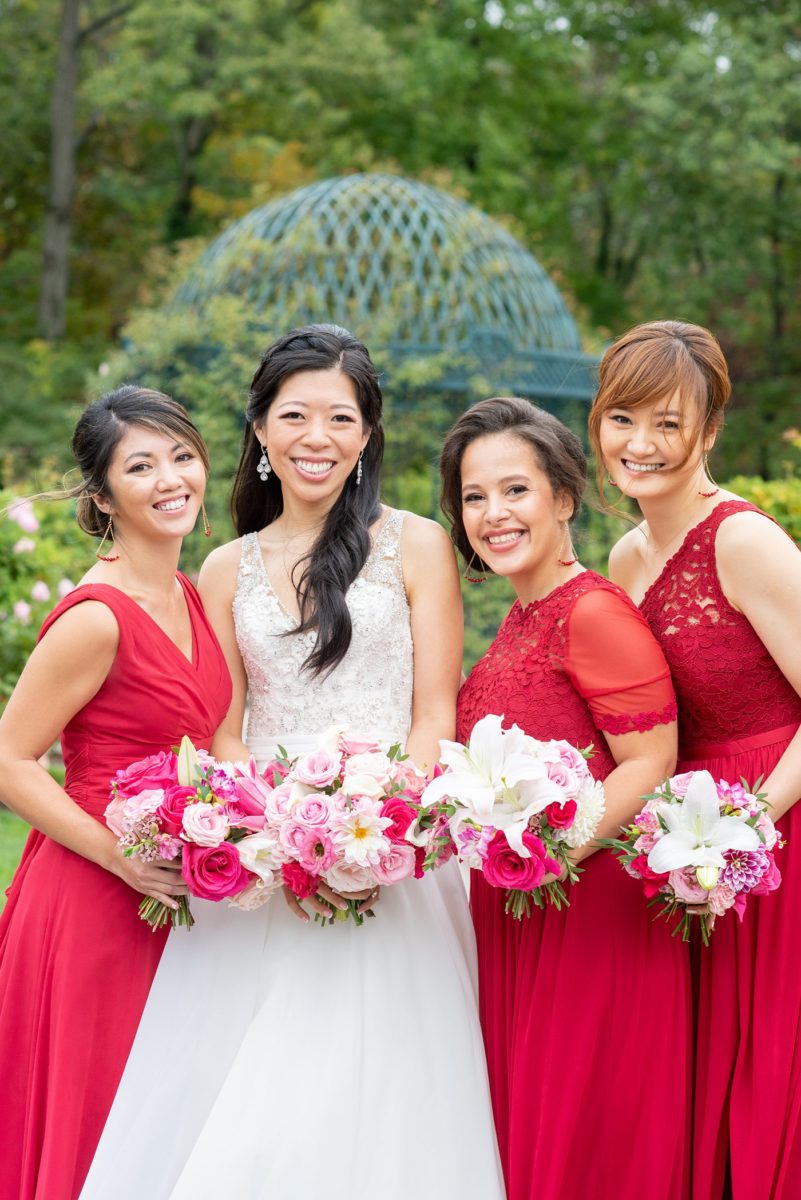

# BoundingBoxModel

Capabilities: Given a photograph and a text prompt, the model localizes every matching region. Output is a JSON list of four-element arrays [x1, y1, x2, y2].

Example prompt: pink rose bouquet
[[419, 714, 606, 919], [606, 770, 782, 943], [106, 737, 268, 930]]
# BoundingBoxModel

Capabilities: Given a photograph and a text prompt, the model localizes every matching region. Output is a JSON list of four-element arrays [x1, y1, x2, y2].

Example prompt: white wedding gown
[[81, 509, 505, 1200]]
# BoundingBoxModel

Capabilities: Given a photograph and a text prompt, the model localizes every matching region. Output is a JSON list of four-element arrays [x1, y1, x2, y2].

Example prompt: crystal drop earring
[[257, 445, 271, 482], [356, 451, 363, 486]]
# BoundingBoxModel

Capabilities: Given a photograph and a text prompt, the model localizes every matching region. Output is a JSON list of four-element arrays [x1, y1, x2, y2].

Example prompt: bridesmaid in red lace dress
[[440, 396, 691, 1200], [591, 320, 801, 1200], [0, 387, 231, 1200]]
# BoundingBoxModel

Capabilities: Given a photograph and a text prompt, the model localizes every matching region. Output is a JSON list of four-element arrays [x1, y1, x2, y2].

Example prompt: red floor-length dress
[[0, 577, 231, 1200], [458, 571, 691, 1200], [640, 499, 801, 1200]]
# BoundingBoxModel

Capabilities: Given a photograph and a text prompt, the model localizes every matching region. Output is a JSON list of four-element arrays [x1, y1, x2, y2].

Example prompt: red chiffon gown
[[458, 571, 691, 1200], [640, 499, 801, 1200], [0, 577, 231, 1200]]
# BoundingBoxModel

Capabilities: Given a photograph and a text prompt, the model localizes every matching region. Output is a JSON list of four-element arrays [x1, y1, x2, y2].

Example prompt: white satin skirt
[[80, 735, 505, 1200]]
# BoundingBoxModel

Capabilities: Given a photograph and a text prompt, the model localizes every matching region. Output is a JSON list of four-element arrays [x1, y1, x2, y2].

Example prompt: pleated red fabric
[[0, 577, 231, 1200], [641, 501, 801, 1200], [459, 572, 691, 1200]]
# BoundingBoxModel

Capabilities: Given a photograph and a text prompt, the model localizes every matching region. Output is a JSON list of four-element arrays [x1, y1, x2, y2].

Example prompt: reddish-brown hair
[[588, 320, 732, 501]]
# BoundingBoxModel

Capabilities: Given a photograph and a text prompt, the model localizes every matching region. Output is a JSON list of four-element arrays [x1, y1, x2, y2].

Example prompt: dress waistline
[[246, 731, 408, 761], [680, 721, 799, 764]]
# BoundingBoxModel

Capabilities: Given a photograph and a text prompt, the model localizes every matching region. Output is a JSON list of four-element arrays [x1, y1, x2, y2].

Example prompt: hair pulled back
[[588, 320, 732, 499], [231, 324, 385, 676], [71, 385, 209, 536], [440, 396, 586, 575]]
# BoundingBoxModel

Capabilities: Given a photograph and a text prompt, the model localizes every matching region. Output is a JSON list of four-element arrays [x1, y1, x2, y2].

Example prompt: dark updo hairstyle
[[440, 396, 586, 576], [69, 385, 210, 537], [230, 323, 385, 676]]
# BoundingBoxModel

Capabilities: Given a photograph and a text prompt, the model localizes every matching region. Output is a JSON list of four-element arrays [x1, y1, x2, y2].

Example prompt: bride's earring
[[356, 451, 363, 486], [257, 444, 271, 482], [95, 515, 119, 562]]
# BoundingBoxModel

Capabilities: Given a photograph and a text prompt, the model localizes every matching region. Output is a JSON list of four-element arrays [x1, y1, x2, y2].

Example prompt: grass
[[0, 810, 30, 911]]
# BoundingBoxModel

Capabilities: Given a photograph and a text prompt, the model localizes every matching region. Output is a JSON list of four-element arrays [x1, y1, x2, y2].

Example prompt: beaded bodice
[[233, 508, 413, 750], [640, 500, 801, 752]]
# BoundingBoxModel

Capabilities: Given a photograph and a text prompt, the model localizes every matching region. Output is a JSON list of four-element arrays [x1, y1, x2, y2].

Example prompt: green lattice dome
[[173, 173, 596, 403]]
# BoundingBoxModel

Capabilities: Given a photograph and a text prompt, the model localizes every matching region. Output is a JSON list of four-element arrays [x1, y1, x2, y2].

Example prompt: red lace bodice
[[640, 500, 801, 754], [457, 572, 677, 782]]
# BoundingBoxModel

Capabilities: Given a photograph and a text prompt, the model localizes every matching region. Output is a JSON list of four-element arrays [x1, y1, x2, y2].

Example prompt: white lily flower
[[647, 770, 760, 874]]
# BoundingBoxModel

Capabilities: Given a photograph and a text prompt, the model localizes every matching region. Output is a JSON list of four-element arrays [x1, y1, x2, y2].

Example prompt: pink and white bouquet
[[419, 715, 606, 918], [607, 770, 782, 943], [231, 728, 454, 925], [106, 737, 261, 930]]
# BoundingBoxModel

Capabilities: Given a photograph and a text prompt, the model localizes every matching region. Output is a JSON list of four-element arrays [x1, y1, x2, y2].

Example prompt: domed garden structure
[[172, 172, 596, 409]]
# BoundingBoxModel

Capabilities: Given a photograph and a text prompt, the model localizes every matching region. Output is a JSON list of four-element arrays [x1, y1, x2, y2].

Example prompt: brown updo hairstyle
[[440, 396, 586, 576], [70, 385, 209, 537], [588, 320, 732, 503]]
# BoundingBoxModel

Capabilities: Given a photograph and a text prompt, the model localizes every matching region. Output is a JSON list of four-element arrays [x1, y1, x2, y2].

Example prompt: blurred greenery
[[0, 811, 30, 912]]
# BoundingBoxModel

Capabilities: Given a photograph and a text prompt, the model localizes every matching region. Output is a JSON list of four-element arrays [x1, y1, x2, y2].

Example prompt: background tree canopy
[[1, 0, 799, 683]]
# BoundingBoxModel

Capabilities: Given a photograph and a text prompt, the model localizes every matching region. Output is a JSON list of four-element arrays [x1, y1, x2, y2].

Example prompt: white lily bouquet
[[418, 715, 606, 918], [606, 770, 782, 943]]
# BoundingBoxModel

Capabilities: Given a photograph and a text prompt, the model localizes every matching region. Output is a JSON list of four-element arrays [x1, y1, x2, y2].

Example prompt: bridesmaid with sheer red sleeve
[[440, 397, 691, 1200], [0, 387, 231, 1200], [590, 320, 801, 1200]]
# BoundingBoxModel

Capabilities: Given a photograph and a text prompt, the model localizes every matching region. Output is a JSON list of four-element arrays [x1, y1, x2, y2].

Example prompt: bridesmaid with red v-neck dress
[[592, 320, 801, 1200], [0, 388, 231, 1200]]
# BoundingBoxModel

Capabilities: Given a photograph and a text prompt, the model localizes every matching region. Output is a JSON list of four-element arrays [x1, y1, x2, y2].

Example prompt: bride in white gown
[[80, 325, 504, 1200]]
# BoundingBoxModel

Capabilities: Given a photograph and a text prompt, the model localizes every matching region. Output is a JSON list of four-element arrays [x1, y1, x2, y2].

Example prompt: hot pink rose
[[181, 801, 229, 847], [292, 794, 333, 828], [751, 855, 782, 896], [182, 842, 252, 900], [293, 749, 341, 789], [545, 799, 577, 830], [483, 831, 548, 891], [380, 796, 417, 843], [629, 854, 668, 899], [113, 751, 178, 798], [339, 733, 381, 756], [281, 861, 320, 899], [156, 785, 196, 836], [373, 842, 416, 885]]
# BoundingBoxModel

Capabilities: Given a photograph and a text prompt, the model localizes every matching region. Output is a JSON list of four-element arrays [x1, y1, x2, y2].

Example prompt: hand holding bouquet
[[607, 770, 782, 943], [419, 715, 606, 918]]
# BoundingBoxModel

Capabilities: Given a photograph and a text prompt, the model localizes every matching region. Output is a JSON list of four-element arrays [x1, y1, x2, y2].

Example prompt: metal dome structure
[[174, 173, 596, 405]]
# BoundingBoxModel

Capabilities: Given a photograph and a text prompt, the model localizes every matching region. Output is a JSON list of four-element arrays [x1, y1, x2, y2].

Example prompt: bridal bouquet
[[228, 728, 455, 925], [106, 737, 260, 930], [607, 770, 782, 943], [418, 714, 606, 918]]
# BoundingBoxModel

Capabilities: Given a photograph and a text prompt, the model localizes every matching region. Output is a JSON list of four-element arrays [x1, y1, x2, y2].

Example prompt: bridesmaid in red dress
[[440, 396, 691, 1200], [0, 386, 231, 1200], [591, 320, 801, 1200]]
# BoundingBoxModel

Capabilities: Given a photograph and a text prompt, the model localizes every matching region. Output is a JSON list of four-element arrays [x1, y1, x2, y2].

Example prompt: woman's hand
[[110, 852, 188, 910], [283, 882, 380, 922]]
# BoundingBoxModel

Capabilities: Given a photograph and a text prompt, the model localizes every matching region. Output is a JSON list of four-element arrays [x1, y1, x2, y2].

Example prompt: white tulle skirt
[[80, 821, 504, 1198]]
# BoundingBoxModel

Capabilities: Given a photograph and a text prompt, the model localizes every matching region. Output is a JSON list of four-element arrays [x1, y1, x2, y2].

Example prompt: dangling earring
[[463, 552, 488, 585], [605, 473, 620, 489], [698, 453, 719, 498], [557, 523, 578, 568], [257, 445, 271, 481], [95, 516, 119, 562], [356, 451, 363, 487], [201, 502, 211, 537]]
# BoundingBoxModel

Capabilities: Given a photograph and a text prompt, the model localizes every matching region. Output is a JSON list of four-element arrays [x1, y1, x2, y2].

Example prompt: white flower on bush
[[57, 578, 75, 599], [31, 580, 50, 603], [181, 801, 228, 847], [13, 600, 31, 624]]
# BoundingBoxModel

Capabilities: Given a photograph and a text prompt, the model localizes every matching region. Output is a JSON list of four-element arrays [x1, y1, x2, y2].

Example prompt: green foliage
[[0, 810, 29, 911], [725, 476, 801, 544]]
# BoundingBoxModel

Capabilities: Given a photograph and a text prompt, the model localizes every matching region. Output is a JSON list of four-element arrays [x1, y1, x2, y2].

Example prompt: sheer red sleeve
[[563, 586, 678, 735]]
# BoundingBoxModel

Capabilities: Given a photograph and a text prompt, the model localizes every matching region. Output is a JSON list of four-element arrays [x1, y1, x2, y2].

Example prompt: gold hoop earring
[[698, 453, 719, 499], [201, 502, 211, 537], [463, 552, 488, 585], [95, 516, 119, 562], [557, 523, 578, 568]]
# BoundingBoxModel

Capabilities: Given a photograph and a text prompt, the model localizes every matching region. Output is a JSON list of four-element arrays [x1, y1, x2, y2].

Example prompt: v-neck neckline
[[638, 501, 737, 609], [89, 575, 198, 668]]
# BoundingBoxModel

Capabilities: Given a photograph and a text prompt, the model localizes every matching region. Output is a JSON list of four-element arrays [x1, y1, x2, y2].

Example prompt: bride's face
[[258, 368, 370, 507]]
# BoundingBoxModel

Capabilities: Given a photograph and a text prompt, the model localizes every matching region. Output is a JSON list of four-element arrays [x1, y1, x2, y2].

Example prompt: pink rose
[[324, 859, 374, 894], [751, 855, 782, 896], [157, 834, 183, 860], [546, 762, 580, 798], [390, 762, 427, 800], [755, 812, 779, 851], [122, 788, 165, 826], [295, 827, 337, 875], [629, 854, 668, 899], [344, 751, 393, 788], [264, 780, 294, 824], [280, 820, 315, 856], [373, 842, 416, 885], [483, 831, 548, 891], [281, 861, 320, 899], [104, 794, 128, 838], [229, 877, 278, 911], [182, 842, 252, 901], [666, 772, 695, 799], [181, 801, 229, 847], [707, 884, 737, 917], [293, 749, 341, 789], [156, 784, 196, 836], [545, 799, 577, 830], [557, 742, 588, 773], [113, 751, 178, 798], [292, 794, 333, 828], [380, 796, 417, 843], [339, 733, 381, 755], [669, 867, 710, 906]]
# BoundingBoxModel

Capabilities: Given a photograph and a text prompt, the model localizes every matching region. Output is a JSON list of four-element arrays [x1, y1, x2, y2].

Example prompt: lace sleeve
[[564, 586, 678, 735]]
